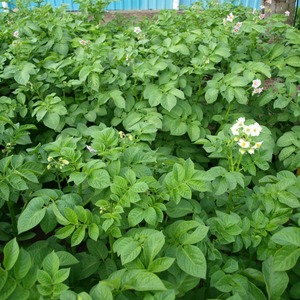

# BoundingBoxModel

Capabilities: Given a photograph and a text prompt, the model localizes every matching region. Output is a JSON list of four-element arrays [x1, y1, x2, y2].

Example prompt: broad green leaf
[[128, 207, 145, 226], [88, 72, 100, 91], [144, 231, 165, 265], [148, 257, 175, 273], [161, 94, 177, 112], [14, 248, 31, 280], [143, 84, 162, 107], [53, 268, 70, 284], [286, 56, 300, 67], [3, 238, 19, 271], [43, 251, 60, 277], [37, 269, 53, 285], [273, 245, 300, 271], [17, 198, 46, 234], [122, 269, 166, 291], [43, 112, 60, 130], [8, 174, 28, 190], [55, 225, 76, 239], [277, 131, 296, 147], [277, 191, 300, 208], [56, 251, 79, 266], [262, 257, 289, 300], [205, 88, 219, 104], [87, 169, 111, 189], [1, 278, 16, 299], [271, 227, 300, 247], [90, 282, 113, 300], [6, 285, 30, 300], [110, 90, 125, 109], [176, 245, 206, 278], [88, 223, 100, 241], [0, 268, 8, 290], [64, 208, 78, 225], [71, 225, 86, 246], [269, 44, 286, 60]]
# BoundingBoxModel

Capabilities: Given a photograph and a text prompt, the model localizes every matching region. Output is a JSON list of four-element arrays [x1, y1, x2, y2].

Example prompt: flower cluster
[[47, 156, 70, 170], [285, 11, 290, 17], [233, 22, 242, 33], [13, 30, 19, 38], [252, 79, 263, 95], [230, 117, 263, 155]]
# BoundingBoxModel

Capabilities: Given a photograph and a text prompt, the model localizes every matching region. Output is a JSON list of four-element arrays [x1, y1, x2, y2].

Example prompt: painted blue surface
[[1, 0, 300, 12], [106, 0, 173, 10]]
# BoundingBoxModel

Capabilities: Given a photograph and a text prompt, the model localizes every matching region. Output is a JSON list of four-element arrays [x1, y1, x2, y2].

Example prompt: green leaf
[[43, 112, 60, 130], [176, 245, 206, 278], [88, 73, 100, 91], [8, 174, 28, 190], [273, 245, 300, 271], [55, 225, 76, 239], [37, 269, 53, 285], [64, 208, 78, 225], [71, 225, 86, 246], [143, 84, 162, 107], [148, 257, 175, 273], [56, 251, 79, 266], [3, 238, 19, 271], [277, 131, 296, 147], [144, 231, 165, 265], [43, 251, 60, 277], [90, 282, 113, 300], [205, 88, 219, 104], [0, 268, 8, 290], [262, 257, 289, 300], [128, 207, 145, 226], [110, 90, 125, 109], [161, 94, 177, 112], [17, 198, 46, 234], [271, 227, 300, 247], [277, 191, 300, 208], [286, 56, 300, 67], [0, 278, 16, 299], [53, 268, 70, 284], [6, 285, 30, 300], [269, 44, 286, 60], [169, 88, 185, 99], [88, 223, 100, 241], [87, 169, 111, 189], [14, 248, 31, 280], [122, 269, 166, 291]]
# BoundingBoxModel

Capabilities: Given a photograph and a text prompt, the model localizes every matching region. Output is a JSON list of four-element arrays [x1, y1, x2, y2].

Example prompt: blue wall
[[1, 0, 300, 12]]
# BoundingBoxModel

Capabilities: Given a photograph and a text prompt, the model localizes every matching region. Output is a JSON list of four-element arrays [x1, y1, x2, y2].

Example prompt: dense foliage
[[1, 0, 300, 299]]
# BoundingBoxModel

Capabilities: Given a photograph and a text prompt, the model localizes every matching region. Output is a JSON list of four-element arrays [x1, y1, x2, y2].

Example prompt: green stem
[[235, 154, 244, 172], [56, 171, 61, 190], [109, 234, 115, 259], [7, 201, 17, 236]]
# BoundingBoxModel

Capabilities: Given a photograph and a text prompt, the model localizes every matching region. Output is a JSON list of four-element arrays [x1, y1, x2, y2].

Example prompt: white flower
[[249, 122, 262, 136], [248, 148, 255, 154], [87, 145, 97, 153], [236, 117, 245, 127], [243, 126, 252, 136], [238, 139, 250, 148], [266, 0, 272, 3], [285, 11, 290, 16], [226, 13, 234, 22], [253, 141, 263, 149], [231, 123, 240, 135], [134, 27, 142, 34], [260, 5, 265, 9], [252, 87, 264, 95], [13, 30, 19, 38], [79, 39, 87, 46], [252, 79, 261, 88], [235, 22, 243, 28]]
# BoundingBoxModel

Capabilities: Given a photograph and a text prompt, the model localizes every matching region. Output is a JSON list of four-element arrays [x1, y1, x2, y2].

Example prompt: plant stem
[[109, 234, 115, 259]]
